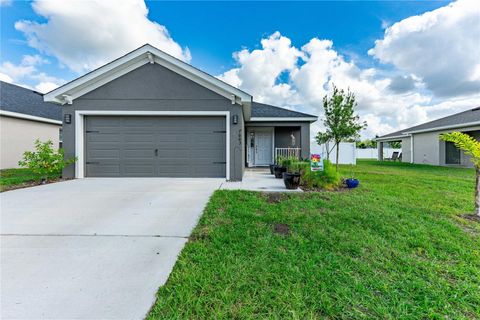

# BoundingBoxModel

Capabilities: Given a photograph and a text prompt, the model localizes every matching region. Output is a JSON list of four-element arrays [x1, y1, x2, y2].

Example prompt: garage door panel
[[85, 116, 226, 177], [87, 149, 121, 159], [123, 149, 155, 158]]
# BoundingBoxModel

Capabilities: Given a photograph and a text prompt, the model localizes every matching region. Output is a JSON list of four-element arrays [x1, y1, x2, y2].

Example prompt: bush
[[300, 159, 341, 190], [18, 139, 76, 181], [279, 156, 301, 173]]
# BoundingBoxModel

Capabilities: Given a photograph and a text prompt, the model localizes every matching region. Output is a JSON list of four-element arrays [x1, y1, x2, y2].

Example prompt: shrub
[[300, 159, 341, 190], [18, 139, 76, 182], [279, 156, 298, 172]]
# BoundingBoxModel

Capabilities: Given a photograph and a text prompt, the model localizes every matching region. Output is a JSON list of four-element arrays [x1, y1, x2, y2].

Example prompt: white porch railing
[[275, 148, 301, 162]]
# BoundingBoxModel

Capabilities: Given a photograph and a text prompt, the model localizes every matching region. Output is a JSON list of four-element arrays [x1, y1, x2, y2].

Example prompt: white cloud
[[0, 72, 13, 83], [218, 27, 480, 139], [34, 81, 59, 93], [15, 0, 191, 73], [0, 54, 64, 93], [218, 32, 302, 105], [369, 0, 480, 97], [0, 0, 12, 7]]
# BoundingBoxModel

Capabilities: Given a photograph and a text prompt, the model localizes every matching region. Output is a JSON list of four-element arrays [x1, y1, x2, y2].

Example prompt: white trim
[[74, 110, 230, 180], [403, 121, 480, 134], [0, 110, 62, 125], [249, 117, 317, 122], [44, 44, 252, 108]]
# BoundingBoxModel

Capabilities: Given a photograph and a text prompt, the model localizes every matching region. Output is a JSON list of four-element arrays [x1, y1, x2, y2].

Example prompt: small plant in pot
[[283, 160, 301, 190], [273, 156, 287, 178], [345, 165, 359, 189]]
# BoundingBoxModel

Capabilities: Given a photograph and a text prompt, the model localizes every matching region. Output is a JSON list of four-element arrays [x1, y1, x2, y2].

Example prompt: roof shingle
[[377, 107, 480, 139], [0, 81, 62, 121], [251, 102, 317, 119]]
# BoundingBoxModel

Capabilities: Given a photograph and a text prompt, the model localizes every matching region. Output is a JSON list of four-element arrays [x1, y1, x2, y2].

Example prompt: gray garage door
[[85, 116, 226, 177]]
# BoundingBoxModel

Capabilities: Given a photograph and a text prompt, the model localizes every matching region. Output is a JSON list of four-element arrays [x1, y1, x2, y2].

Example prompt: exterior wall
[[273, 127, 301, 149], [62, 63, 244, 180], [0, 116, 60, 169], [413, 131, 440, 165], [413, 126, 480, 167], [245, 121, 311, 159], [401, 137, 411, 162]]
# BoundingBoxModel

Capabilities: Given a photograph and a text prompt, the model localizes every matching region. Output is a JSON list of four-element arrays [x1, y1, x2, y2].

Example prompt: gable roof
[[0, 81, 61, 124], [250, 102, 317, 122], [377, 107, 480, 140], [44, 44, 253, 119]]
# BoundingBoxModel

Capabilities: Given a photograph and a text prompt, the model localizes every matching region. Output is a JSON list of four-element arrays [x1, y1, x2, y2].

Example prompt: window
[[445, 141, 460, 164]]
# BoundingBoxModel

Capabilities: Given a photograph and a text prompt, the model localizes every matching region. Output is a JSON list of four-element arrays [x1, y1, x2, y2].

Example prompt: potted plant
[[345, 164, 359, 188], [269, 163, 276, 174], [283, 160, 301, 190], [273, 156, 287, 178]]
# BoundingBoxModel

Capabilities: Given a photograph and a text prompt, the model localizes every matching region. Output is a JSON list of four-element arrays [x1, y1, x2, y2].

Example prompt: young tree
[[18, 139, 76, 183], [440, 132, 480, 217], [315, 131, 334, 160], [318, 85, 366, 169]]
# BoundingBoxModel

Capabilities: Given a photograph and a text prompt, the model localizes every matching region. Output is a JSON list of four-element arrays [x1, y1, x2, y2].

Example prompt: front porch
[[245, 124, 309, 167]]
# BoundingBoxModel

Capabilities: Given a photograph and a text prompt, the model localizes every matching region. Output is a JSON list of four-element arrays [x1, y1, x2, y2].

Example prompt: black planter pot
[[274, 166, 287, 179], [269, 164, 276, 175], [283, 172, 301, 189]]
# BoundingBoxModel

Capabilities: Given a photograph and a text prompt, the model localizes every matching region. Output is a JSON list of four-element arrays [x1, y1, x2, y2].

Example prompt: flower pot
[[269, 164, 276, 175], [283, 172, 301, 189], [274, 166, 286, 179], [345, 178, 359, 189]]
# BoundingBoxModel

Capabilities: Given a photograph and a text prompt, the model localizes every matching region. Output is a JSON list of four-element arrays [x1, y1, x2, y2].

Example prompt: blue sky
[[1, 0, 478, 138], [2, 1, 448, 77]]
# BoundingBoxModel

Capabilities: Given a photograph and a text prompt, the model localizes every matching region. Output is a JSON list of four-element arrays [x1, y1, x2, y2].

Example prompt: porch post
[[378, 141, 384, 161]]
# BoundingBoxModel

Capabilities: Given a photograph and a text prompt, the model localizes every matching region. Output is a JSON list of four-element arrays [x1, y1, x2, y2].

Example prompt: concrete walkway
[[1, 178, 223, 319], [221, 169, 302, 192]]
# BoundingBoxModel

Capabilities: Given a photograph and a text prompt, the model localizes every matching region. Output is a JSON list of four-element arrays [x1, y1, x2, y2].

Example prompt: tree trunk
[[335, 142, 340, 170], [476, 166, 480, 217]]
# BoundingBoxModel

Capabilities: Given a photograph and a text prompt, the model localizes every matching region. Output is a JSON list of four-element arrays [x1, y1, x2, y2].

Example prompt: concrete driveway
[[0, 178, 223, 319]]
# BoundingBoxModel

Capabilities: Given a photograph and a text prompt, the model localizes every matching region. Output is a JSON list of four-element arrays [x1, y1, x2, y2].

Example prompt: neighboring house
[[0, 81, 62, 169], [44, 44, 317, 180], [376, 107, 480, 167]]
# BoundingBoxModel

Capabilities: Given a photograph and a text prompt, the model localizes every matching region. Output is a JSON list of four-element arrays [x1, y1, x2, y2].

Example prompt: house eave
[[0, 110, 62, 125], [43, 44, 253, 114], [402, 121, 480, 135]]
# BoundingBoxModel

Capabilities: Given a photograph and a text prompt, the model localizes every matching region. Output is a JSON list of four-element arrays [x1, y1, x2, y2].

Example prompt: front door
[[253, 130, 273, 166]]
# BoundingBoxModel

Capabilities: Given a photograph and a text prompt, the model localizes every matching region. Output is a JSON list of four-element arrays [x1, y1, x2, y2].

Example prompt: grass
[[148, 160, 480, 319], [0, 168, 61, 192]]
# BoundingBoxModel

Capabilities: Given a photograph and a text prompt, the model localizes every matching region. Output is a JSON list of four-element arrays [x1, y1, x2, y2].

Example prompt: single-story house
[[0, 81, 62, 169], [44, 44, 317, 180], [376, 107, 480, 167]]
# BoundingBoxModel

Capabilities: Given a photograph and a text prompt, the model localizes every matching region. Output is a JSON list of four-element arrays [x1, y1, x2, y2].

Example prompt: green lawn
[[0, 168, 61, 192], [148, 160, 479, 319]]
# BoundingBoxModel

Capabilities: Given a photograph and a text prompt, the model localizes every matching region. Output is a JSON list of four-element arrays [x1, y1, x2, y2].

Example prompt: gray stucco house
[[376, 107, 480, 167], [44, 44, 317, 180]]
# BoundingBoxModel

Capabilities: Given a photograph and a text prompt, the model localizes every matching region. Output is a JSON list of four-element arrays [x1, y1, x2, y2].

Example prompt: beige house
[[376, 107, 480, 168], [0, 81, 62, 169]]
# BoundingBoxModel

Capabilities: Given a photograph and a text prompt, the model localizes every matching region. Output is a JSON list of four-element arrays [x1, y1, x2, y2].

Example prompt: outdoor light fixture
[[232, 115, 238, 124], [64, 114, 72, 124]]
